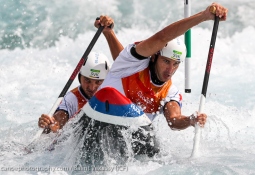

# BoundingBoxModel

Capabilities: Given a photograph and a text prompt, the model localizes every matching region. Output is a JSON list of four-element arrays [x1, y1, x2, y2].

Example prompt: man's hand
[[195, 113, 207, 127], [203, 3, 228, 21], [94, 15, 114, 33], [38, 114, 60, 133]]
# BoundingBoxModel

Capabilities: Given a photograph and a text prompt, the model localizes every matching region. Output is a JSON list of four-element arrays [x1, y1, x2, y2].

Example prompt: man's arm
[[136, 3, 228, 57], [163, 101, 206, 130], [52, 110, 69, 129], [103, 30, 124, 61], [39, 110, 69, 133], [94, 16, 124, 60]]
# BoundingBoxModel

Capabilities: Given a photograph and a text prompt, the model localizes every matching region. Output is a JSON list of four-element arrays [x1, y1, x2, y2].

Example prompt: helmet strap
[[149, 54, 165, 85], [79, 85, 91, 100], [78, 73, 81, 83], [78, 74, 94, 100]]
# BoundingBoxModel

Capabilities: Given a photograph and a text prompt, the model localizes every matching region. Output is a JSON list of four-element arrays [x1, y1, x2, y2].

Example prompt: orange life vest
[[122, 67, 171, 113], [71, 87, 87, 111]]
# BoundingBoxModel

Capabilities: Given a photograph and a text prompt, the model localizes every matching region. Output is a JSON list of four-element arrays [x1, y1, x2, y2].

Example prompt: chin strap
[[79, 86, 91, 100], [149, 55, 165, 85]]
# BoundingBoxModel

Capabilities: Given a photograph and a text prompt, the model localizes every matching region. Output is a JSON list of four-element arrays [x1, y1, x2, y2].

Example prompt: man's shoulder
[[70, 86, 79, 93], [109, 44, 150, 78], [63, 88, 80, 100], [167, 84, 180, 96]]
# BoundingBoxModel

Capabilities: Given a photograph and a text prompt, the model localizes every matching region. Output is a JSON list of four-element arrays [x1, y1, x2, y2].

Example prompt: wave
[[1, 0, 254, 50]]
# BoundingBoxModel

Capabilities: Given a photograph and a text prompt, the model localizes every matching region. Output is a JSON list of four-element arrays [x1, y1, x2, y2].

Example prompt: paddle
[[26, 25, 104, 149], [191, 6, 220, 158]]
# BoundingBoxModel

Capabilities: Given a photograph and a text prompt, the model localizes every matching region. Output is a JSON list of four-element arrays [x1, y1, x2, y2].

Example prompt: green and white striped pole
[[184, 0, 191, 93]]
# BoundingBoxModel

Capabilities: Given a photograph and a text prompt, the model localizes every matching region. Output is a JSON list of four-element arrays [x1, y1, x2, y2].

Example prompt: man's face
[[80, 75, 103, 98], [154, 55, 180, 82]]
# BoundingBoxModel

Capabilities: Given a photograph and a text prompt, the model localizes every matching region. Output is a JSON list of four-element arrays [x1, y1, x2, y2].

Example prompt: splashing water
[[1, 0, 255, 174]]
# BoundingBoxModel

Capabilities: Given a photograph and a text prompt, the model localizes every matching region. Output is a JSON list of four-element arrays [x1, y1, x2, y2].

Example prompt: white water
[[1, 0, 255, 174]]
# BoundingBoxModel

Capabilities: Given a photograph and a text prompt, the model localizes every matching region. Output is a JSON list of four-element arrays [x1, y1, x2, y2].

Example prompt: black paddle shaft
[[201, 16, 220, 97], [58, 26, 104, 98]]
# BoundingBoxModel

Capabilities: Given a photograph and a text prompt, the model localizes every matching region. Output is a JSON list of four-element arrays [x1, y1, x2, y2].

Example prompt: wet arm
[[136, 12, 206, 57], [42, 110, 69, 133], [103, 30, 124, 60], [53, 110, 69, 129], [163, 101, 194, 130], [95, 15, 124, 60], [136, 3, 227, 57]]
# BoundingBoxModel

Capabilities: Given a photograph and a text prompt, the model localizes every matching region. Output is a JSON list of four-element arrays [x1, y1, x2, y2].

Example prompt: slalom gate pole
[[184, 0, 192, 93], [191, 7, 220, 158]]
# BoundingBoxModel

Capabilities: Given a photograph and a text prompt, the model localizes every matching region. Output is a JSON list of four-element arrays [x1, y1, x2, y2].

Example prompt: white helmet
[[80, 52, 111, 80], [160, 37, 186, 62]]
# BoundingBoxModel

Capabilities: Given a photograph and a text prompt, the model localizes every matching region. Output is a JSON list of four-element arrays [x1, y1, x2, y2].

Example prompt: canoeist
[[38, 16, 123, 133], [99, 2, 228, 130], [78, 3, 228, 159]]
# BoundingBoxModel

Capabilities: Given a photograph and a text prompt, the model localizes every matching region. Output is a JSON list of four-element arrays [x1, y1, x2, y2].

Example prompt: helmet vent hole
[[105, 61, 108, 70]]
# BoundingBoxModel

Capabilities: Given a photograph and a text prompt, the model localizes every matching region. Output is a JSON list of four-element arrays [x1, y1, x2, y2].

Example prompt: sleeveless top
[[57, 86, 88, 118], [122, 67, 171, 114]]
